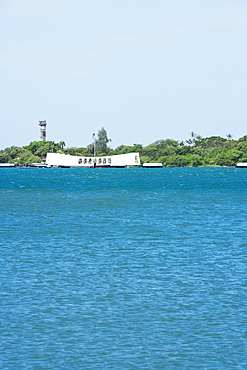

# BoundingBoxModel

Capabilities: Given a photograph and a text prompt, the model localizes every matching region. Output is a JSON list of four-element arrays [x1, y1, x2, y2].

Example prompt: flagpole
[[93, 133, 96, 158]]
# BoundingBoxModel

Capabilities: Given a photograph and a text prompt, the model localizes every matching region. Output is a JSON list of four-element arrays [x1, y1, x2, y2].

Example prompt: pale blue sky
[[1, 0, 247, 149]]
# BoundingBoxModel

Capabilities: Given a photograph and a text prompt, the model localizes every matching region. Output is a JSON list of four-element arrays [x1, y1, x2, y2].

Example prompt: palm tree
[[58, 141, 66, 149], [186, 132, 196, 146]]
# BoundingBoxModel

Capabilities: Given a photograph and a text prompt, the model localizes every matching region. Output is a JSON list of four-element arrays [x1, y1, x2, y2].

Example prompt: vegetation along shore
[[1, 129, 247, 167]]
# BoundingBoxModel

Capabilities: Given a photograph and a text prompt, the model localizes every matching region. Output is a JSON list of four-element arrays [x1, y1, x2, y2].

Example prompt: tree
[[215, 149, 242, 166], [34, 142, 57, 157], [152, 139, 178, 149], [187, 154, 203, 167], [165, 155, 190, 167], [238, 135, 247, 142], [95, 127, 111, 154], [17, 150, 41, 164], [58, 141, 66, 149], [0, 151, 10, 163], [84, 144, 94, 156]]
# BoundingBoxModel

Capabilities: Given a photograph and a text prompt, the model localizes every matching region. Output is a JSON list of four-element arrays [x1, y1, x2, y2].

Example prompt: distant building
[[39, 120, 47, 141]]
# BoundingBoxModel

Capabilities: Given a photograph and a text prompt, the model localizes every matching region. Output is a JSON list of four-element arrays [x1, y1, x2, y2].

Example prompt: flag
[[92, 133, 95, 139]]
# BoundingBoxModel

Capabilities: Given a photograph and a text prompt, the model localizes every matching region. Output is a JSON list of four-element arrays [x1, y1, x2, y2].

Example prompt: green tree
[[187, 154, 203, 167], [140, 155, 150, 164], [24, 141, 60, 155], [152, 139, 178, 149], [58, 141, 66, 149], [0, 151, 10, 163], [215, 149, 242, 166], [34, 142, 58, 157], [95, 127, 111, 154], [82, 144, 94, 156], [238, 135, 247, 142], [17, 150, 41, 164], [165, 155, 190, 167]]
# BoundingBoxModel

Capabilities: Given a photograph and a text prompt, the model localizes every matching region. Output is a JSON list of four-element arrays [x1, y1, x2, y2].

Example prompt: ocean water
[[0, 167, 246, 369]]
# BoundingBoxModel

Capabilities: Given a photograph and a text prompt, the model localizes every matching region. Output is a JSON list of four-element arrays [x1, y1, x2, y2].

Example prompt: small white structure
[[46, 152, 140, 167], [143, 163, 163, 168], [236, 162, 247, 168], [0, 163, 15, 167]]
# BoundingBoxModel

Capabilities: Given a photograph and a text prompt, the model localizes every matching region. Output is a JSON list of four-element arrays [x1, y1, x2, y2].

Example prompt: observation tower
[[39, 120, 47, 141]]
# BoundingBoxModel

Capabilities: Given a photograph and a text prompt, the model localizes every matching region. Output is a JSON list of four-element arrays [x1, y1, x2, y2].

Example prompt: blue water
[[0, 168, 246, 369]]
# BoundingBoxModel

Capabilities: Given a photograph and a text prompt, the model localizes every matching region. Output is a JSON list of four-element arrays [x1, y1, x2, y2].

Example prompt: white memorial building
[[46, 152, 140, 168]]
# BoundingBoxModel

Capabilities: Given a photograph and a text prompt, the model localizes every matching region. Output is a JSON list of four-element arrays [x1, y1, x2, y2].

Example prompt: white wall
[[46, 152, 140, 167]]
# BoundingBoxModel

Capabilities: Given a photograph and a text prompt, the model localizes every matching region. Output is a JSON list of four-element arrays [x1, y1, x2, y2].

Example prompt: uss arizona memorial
[[46, 152, 141, 167]]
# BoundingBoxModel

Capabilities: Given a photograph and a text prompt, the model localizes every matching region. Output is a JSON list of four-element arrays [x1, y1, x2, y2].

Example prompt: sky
[[1, 0, 247, 149]]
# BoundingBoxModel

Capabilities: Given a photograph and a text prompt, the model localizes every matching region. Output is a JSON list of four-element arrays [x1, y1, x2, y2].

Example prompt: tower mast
[[39, 120, 47, 141]]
